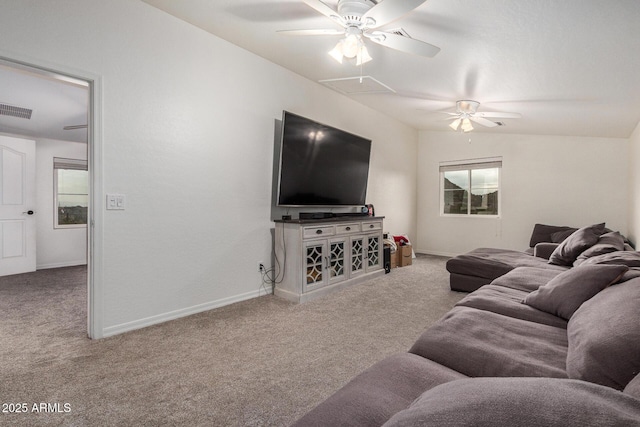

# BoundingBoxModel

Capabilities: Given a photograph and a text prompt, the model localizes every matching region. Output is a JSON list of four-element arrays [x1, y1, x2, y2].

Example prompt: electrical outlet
[[258, 262, 265, 272]]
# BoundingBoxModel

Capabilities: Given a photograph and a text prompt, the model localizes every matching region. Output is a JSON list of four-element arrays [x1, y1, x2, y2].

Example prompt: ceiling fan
[[446, 100, 522, 132], [278, 0, 440, 65]]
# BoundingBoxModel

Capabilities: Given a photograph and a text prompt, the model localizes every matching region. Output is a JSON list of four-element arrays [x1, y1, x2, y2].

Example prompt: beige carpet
[[0, 255, 464, 426]]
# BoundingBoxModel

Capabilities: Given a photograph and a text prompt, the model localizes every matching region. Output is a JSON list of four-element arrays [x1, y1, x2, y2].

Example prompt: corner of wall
[[628, 121, 640, 246]]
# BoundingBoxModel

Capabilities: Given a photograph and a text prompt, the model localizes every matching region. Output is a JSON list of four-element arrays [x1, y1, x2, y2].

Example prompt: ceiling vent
[[319, 76, 395, 95], [0, 103, 32, 119]]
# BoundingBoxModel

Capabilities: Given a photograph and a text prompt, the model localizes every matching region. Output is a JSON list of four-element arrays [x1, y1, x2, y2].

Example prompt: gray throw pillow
[[382, 378, 640, 427], [523, 264, 628, 320], [578, 250, 640, 268], [548, 223, 605, 266], [550, 229, 577, 243], [567, 277, 640, 390], [574, 231, 625, 266], [529, 224, 576, 247]]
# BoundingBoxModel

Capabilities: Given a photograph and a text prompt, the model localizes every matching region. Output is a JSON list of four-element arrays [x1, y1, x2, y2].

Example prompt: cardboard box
[[397, 245, 413, 267], [390, 251, 397, 268]]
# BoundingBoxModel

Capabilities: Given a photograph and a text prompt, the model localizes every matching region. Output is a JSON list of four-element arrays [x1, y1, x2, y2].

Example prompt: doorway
[[0, 56, 101, 338]]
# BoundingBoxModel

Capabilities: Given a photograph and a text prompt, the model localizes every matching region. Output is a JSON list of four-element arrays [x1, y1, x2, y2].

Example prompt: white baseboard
[[102, 287, 272, 338], [37, 261, 87, 270], [415, 249, 458, 258]]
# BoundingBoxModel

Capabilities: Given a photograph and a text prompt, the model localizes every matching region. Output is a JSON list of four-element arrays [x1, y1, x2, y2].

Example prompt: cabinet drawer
[[362, 221, 383, 232], [303, 225, 335, 239], [336, 223, 361, 235]]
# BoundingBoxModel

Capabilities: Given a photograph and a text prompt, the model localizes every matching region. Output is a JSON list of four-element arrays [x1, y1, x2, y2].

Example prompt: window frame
[[53, 157, 88, 229], [439, 158, 502, 218]]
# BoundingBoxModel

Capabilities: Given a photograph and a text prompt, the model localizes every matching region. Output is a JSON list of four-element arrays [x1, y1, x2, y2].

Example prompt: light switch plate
[[106, 193, 126, 210]]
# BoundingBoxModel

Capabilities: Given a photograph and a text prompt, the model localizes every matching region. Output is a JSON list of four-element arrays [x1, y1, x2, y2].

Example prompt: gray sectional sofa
[[293, 223, 640, 426], [446, 223, 636, 292]]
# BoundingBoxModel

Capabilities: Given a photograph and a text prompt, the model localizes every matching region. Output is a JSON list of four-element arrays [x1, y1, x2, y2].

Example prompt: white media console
[[274, 216, 385, 303]]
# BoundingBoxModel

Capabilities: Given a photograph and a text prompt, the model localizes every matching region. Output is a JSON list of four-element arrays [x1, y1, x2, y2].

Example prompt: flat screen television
[[277, 111, 372, 207]]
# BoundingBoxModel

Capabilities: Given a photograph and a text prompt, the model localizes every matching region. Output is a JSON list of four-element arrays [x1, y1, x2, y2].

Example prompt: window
[[54, 157, 88, 228], [440, 158, 501, 217]]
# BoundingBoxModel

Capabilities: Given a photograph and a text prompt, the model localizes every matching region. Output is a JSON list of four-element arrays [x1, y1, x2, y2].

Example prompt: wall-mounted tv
[[277, 111, 372, 207]]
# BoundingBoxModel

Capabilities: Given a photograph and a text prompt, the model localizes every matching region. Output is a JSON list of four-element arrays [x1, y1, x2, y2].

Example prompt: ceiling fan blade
[[277, 29, 344, 36], [469, 117, 498, 127], [475, 112, 522, 119], [361, 0, 428, 28], [366, 31, 440, 58], [302, 0, 344, 25]]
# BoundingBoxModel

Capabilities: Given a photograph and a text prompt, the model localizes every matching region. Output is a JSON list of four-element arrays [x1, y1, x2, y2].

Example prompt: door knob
[[23, 210, 35, 215]]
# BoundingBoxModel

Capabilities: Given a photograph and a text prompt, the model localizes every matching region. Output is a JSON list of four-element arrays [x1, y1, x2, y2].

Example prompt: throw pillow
[[523, 264, 628, 320], [550, 229, 578, 243], [566, 278, 640, 390], [573, 231, 625, 266], [578, 250, 640, 268], [529, 223, 577, 247], [548, 223, 605, 266], [382, 378, 640, 427]]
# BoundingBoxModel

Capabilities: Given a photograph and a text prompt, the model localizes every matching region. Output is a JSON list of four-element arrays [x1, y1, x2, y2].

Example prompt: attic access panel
[[319, 76, 395, 95]]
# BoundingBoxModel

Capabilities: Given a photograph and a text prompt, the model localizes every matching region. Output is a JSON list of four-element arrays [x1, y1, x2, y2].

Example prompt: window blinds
[[439, 158, 502, 172], [53, 157, 87, 171]]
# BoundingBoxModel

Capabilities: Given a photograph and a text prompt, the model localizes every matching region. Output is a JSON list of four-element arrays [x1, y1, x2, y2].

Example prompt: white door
[[0, 135, 36, 276]]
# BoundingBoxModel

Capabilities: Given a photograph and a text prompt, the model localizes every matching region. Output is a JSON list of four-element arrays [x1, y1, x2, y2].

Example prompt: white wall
[[417, 131, 628, 256], [628, 121, 640, 246], [0, 0, 418, 336], [35, 138, 87, 269]]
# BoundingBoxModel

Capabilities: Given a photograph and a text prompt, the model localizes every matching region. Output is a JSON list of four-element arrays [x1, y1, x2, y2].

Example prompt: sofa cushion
[[529, 223, 577, 247], [409, 306, 568, 378], [291, 352, 466, 427], [382, 378, 640, 427], [523, 264, 628, 320], [447, 248, 564, 280], [574, 231, 625, 266], [533, 242, 560, 259], [625, 374, 640, 400], [489, 266, 565, 292], [457, 284, 568, 328], [566, 278, 640, 390], [548, 223, 605, 266]]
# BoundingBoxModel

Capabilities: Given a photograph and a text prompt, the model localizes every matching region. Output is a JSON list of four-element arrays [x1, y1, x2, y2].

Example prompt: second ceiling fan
[[446, 100, 522, 132], [278, 0, 440, 65]]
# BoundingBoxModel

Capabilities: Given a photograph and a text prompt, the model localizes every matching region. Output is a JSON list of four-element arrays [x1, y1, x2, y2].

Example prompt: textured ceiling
[[1, 1, 638, 141], [0, 62, 88, 144], [142, 0, 640, 138]]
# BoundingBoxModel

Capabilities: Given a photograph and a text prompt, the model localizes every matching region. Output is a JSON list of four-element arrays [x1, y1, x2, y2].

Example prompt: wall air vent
[[0, 103, 32, 119]]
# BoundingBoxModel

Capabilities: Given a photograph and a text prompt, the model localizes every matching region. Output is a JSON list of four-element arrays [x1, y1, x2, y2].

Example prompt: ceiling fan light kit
[[281, 0, 440, 66], [447, 100, 521, 133], [281, 1, 520, 134]]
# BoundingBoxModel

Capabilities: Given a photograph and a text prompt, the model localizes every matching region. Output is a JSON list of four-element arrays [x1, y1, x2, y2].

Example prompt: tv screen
[[277, 111, 372, 207]]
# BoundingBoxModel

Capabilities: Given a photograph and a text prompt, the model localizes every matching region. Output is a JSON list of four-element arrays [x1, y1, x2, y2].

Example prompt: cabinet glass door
[[351, 237, 364, 275], [328, 239, 346, 283], [305, 242, 325, 286], [367, 235, 381, 268]]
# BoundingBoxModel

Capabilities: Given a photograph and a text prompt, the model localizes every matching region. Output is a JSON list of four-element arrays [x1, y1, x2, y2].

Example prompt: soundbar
[[298, 212, 370, 220], [299, 212, 335, 219]]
